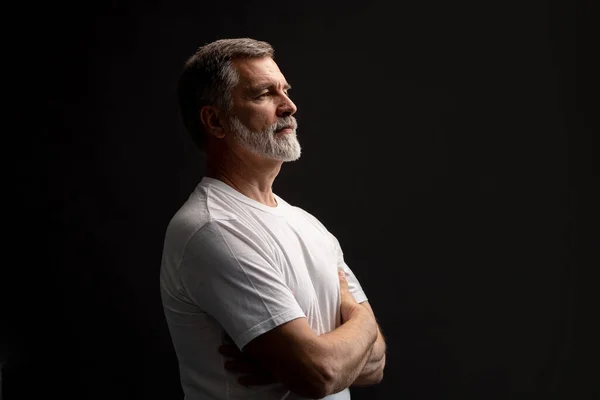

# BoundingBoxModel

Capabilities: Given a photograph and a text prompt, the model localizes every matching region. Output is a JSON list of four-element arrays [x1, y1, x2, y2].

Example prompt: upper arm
[[328, 232, 368, 303], [178, 221, 305, 349], [243, 317, 333, 399]]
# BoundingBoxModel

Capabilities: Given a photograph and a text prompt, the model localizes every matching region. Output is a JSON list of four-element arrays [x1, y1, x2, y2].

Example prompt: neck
[[205, 146, 283, 207]]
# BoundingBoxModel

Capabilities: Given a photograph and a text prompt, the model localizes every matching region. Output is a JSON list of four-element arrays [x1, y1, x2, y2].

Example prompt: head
[[178, 38, 300, 162]]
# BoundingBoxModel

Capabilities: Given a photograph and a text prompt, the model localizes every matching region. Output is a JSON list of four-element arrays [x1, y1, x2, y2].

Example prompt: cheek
[[246, 109, 275, 131]]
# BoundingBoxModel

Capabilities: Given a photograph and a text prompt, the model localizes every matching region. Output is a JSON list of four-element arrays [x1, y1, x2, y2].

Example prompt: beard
[[228, 114, 301, 162]]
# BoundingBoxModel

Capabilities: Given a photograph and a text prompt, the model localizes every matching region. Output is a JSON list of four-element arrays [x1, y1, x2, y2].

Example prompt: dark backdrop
[[5, 0, 596, 399]]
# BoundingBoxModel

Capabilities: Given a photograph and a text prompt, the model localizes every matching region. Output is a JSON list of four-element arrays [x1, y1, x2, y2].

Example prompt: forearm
[[352, 327, 386, 386], [316, 307, 378, 394]]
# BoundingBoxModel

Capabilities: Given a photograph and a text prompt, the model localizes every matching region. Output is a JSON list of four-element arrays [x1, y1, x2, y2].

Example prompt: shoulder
[[165, 183, 241, 237], [182, 218, 277, 269]]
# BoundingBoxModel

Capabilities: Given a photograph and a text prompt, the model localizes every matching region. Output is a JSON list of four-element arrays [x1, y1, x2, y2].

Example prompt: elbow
[[354, 354, 386, 386], [307, 368, 337, 399], [373, 354, 386, 384], [368, 344, 386, 385], [373, 366, 385, 384], [300, 384, 331, 400], [287, 360, 337, 399], [314, 361, 338, 398]]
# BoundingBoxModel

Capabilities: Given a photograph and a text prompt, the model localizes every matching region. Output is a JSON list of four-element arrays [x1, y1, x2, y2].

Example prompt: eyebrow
[[245, 82, 292, 94]]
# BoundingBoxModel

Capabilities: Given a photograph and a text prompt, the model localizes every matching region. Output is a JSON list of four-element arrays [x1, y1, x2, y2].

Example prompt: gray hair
[[177, 38, 275, 151]]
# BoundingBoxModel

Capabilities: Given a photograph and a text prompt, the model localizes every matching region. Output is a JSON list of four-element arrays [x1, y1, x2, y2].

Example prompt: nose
[[277, 94, 297, 118]]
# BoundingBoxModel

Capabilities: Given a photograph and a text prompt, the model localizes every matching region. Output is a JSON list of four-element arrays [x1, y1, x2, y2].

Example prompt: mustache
[[273, 116, 298, 132]]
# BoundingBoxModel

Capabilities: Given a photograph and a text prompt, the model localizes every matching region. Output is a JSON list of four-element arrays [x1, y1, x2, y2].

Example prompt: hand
[[338, 267, 360, 324], [218, 343, 280, 386]]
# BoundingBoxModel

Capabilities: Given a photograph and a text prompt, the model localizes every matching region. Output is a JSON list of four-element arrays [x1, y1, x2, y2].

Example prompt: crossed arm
[[219, 299, 386, 396], [351, 301, 387, 386]]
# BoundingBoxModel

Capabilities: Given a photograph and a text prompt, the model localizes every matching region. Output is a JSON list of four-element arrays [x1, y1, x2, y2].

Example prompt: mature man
[[160, 38, 386, 400]]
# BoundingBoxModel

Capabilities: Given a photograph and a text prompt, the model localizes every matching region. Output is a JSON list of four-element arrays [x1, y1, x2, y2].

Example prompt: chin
[[264, 151, 301, 162], [281, 153, 301, 162], [277, 145, 302, 162]]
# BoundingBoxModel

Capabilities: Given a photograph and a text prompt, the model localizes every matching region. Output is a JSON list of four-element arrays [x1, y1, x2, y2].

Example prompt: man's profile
[[160, 38, 386, 400]]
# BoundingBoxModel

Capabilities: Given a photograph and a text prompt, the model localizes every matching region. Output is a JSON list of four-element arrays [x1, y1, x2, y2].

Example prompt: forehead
[[232, 57, 288, 89]]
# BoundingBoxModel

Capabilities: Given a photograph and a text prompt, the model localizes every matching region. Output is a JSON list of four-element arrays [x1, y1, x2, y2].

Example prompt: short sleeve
[[178, 220, 305, 350], [329, 232, 368, 304]]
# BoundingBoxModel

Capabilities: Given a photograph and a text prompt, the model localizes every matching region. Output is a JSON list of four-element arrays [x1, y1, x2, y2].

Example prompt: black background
[[5, 0, 598, 399]]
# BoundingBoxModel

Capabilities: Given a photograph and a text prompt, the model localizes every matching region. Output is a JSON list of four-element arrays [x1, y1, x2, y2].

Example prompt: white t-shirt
[[160, 177, 368, 400]]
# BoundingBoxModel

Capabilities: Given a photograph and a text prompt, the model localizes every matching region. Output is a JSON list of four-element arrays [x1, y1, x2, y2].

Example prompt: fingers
[[225, 359, 256, 374], [222, 332, 235, 344], [338, 267, 349, 292], [223, 357, 280, 387], [221, 345, 268, 376], [218, 344, 243, 358]]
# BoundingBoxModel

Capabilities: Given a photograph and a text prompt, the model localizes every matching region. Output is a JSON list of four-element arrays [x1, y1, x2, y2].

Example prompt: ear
[[200, 106, 226, 139]]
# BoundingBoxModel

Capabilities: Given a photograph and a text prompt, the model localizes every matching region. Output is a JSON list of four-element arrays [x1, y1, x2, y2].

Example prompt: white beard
[[229, 115, 301, 162]]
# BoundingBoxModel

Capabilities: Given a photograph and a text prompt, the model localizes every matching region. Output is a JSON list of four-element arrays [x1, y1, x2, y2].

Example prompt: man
[[160, 38, 386, 400]]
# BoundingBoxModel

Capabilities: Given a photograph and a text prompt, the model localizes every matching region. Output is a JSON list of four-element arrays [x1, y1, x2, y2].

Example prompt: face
[[226, 57, 300, 162]]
